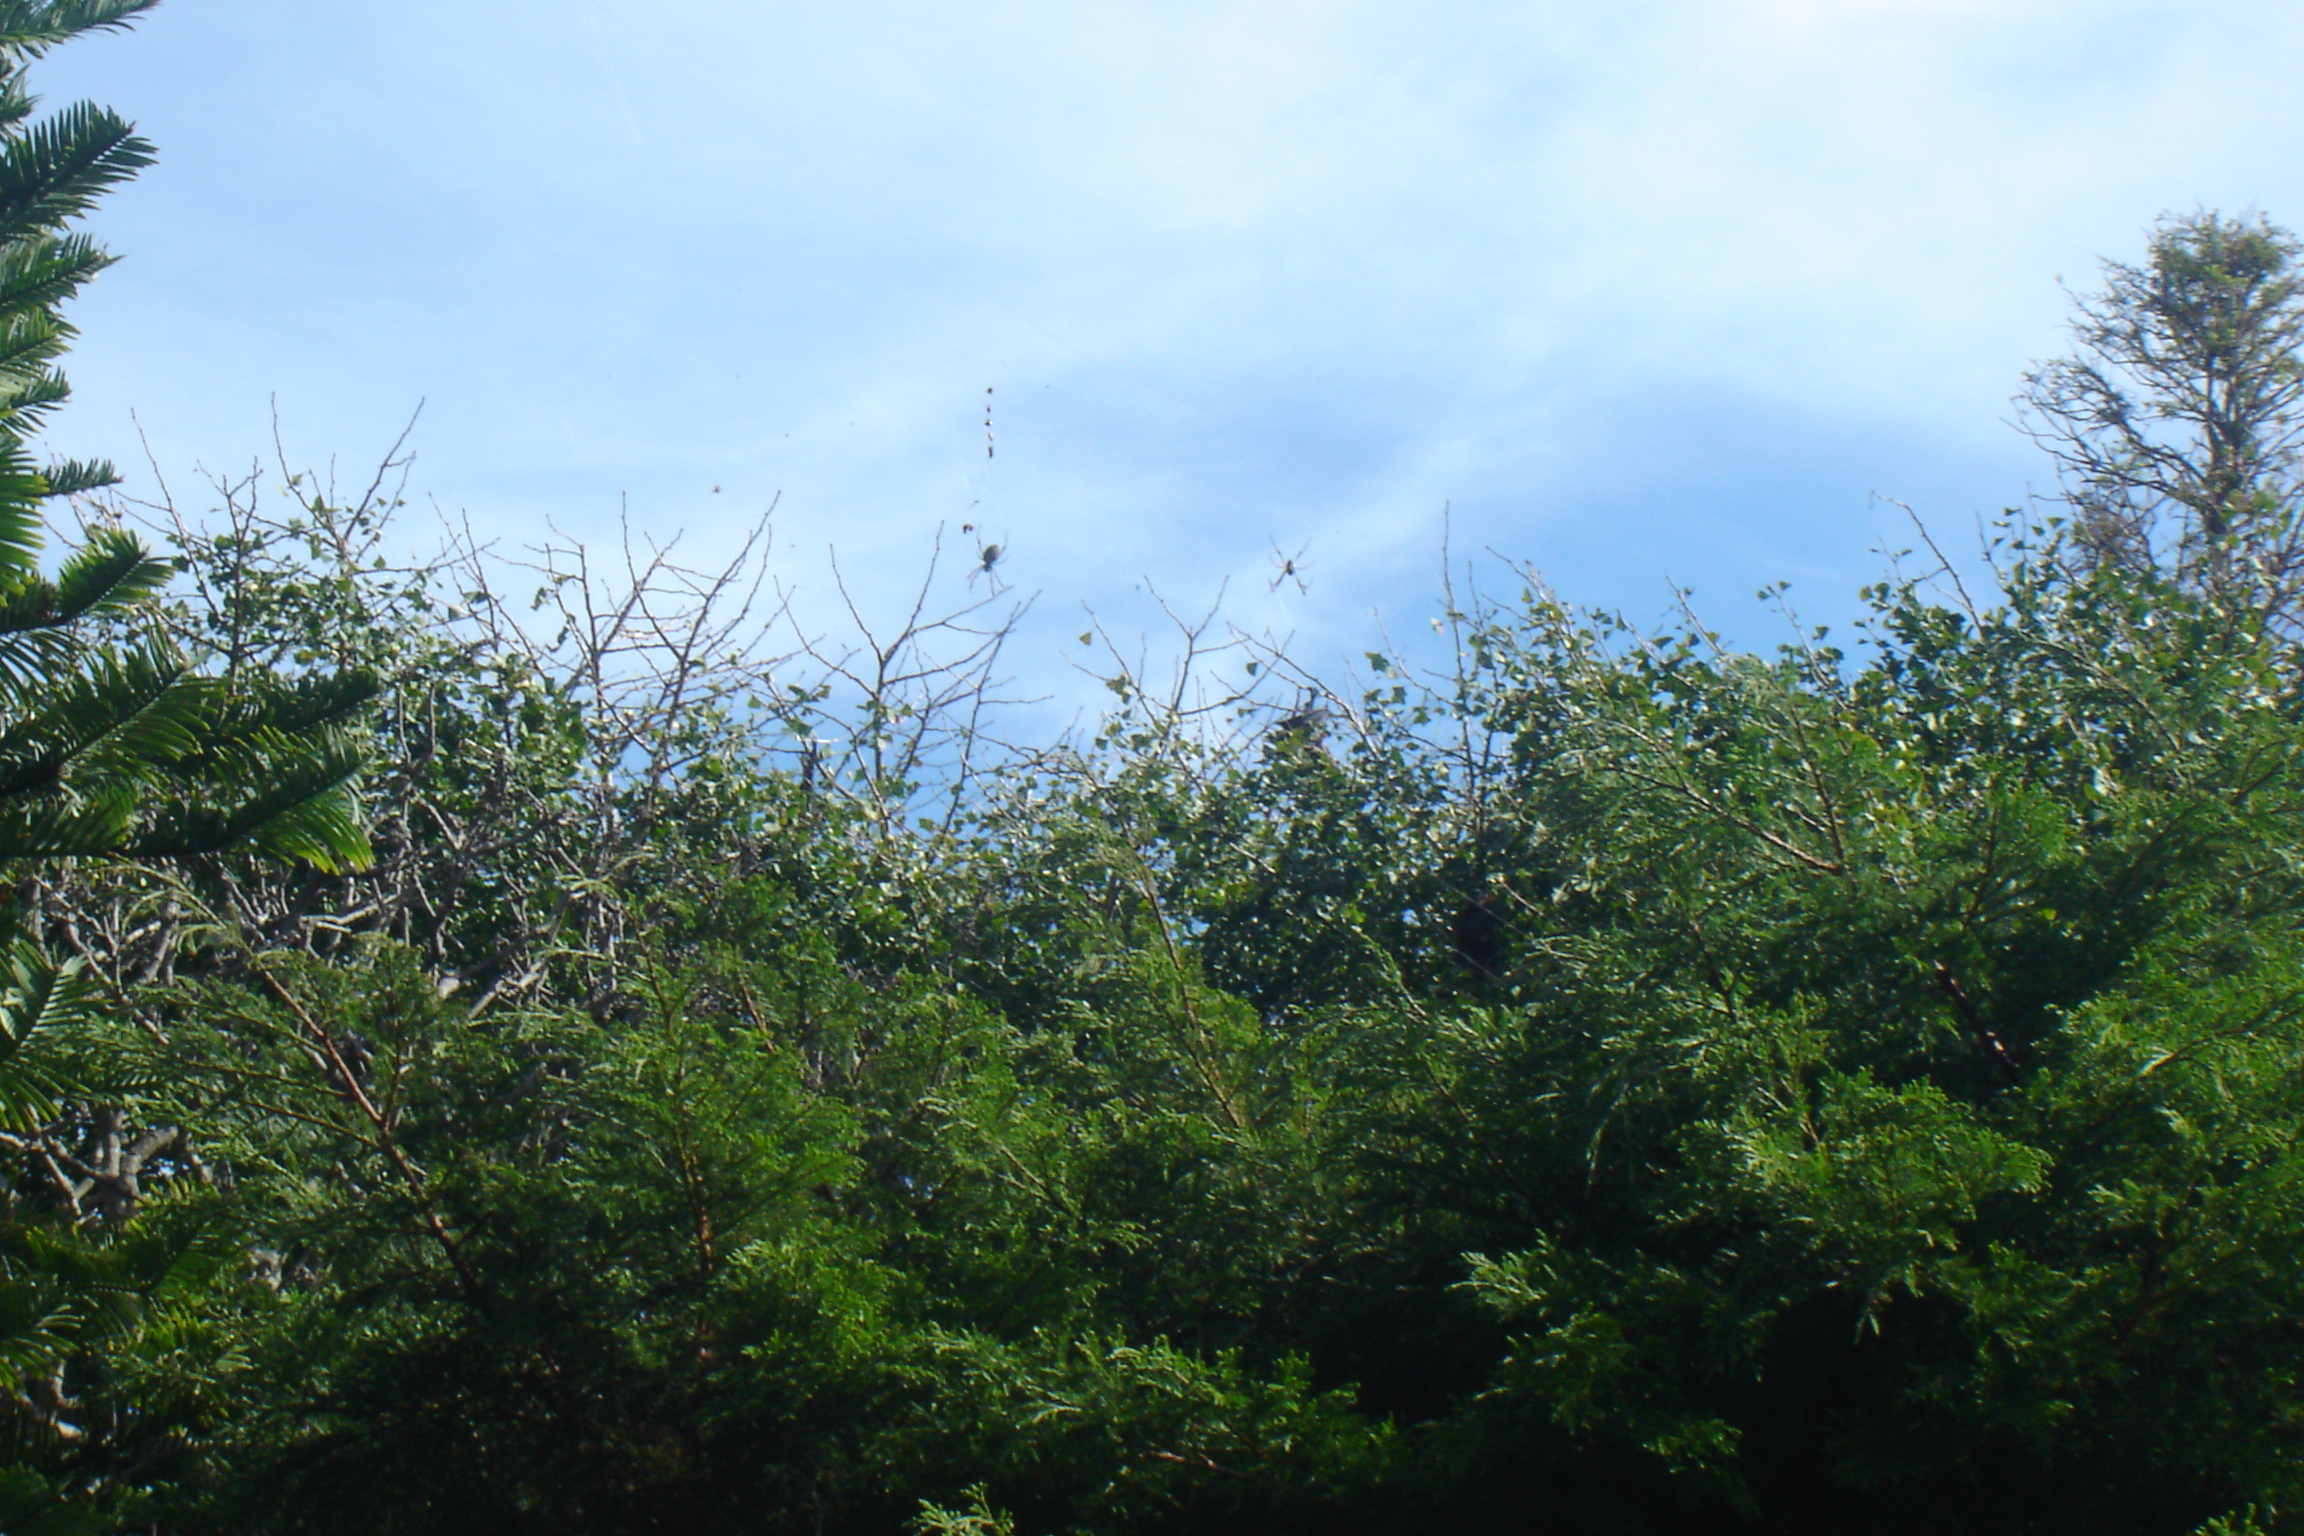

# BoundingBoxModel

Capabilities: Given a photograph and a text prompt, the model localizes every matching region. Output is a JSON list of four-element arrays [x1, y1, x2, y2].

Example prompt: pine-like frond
[[0, 572, 64, 635], [0, 786, 132, 858], [54, 651, 210, 776], [0, 525, 168, 677], [0, 642, 206, 797], [143, 739, 372, 870], [0, 370, 64, 438], [0, 0, 160, 60], [246, 736, 373, 872], [0, 79, 30, 139], [0, 445, 44, 576], [109, 670, 383, 869], [37, 455, 113, 495], [240, 667, 382, 735], [0, 312, 71, 409], [0, 232, 110, 319], [0, 621, 72, 694], [0, 304, 63, 361], [48, 525, 166, 621], [0, 939, 90, 1126], [0, 632, 379, 871], [0, 1215, 220, 1390], [0, 102, 151, 245], [0, 1272, 78, 1380]]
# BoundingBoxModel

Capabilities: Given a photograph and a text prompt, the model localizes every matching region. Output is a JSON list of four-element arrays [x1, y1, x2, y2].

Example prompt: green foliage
[[15, 9, 2304, 1525], [61, 470, 2304, 1533], [2022, 210, 2304, 626], [912, 1486, 1018, 1536], [0, 6, 384, 1527]]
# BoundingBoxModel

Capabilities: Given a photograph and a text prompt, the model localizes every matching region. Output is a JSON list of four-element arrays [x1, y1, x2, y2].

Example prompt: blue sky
[[28, 0, 2304, 705]]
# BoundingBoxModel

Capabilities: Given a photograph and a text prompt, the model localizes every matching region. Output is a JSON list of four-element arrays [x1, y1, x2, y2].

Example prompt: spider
[[1268, 540, 1311, 595], [968, 535, 1008, 591]]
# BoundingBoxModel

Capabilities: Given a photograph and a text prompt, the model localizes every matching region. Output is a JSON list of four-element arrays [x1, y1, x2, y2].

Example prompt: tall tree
[[0, 0, 374, 1097], [2020, 210, 2304, 628], [0, 6, 376, 1525]]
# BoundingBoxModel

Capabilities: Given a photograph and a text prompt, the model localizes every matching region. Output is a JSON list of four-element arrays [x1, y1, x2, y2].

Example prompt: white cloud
[[27, 0, 2304, 695]]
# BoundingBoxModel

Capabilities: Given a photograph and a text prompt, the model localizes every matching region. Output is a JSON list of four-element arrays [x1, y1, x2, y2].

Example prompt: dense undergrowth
[[10, 474, 2301, 1536]]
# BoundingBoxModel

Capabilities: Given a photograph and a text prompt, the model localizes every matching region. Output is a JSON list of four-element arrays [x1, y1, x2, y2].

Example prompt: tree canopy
[[2, 9, 2303, 1536], [2022, 210, 2304, 628]]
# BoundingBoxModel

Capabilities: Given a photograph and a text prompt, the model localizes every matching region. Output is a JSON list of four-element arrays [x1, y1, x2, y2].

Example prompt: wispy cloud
[[30, 0, 2304, 689]]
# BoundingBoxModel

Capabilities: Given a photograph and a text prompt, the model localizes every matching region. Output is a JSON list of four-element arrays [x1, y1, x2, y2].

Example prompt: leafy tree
[[0, 5, 376, 1526], [4, 37, 2300, 1526], [1383, 549, 2304, 1533], [2020, 210, 2304, 626], [105, 439, 2304, 1534]]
